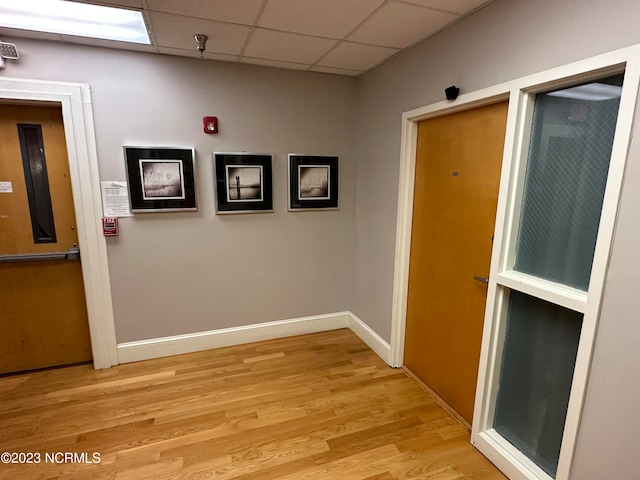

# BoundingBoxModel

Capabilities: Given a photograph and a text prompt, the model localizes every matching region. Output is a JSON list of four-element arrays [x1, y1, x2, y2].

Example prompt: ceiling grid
[[0, 0, 493, 76]]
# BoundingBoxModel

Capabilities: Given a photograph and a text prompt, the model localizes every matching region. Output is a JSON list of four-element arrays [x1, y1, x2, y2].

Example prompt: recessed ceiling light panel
[[547, 82, 623, 101], [0, 0, 150, 44]]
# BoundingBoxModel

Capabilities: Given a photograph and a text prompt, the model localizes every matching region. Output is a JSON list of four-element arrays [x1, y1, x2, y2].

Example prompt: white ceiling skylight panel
[[548, 82, 623, 101], [0, 0, 150, 44]]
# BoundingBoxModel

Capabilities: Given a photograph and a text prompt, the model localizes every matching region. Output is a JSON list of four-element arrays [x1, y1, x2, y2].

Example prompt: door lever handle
[[474, 275, 489, 284]]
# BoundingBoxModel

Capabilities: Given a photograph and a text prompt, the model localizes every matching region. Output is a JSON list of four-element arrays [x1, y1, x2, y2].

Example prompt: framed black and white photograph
[[288, 154, 339, 210], [214, 152, 273, 214], [124, 147, 197, 212]]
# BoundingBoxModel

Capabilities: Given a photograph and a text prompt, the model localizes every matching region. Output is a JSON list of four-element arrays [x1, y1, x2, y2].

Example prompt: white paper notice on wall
[[101, 181, 132, 217], [0, 181, 13, 193]]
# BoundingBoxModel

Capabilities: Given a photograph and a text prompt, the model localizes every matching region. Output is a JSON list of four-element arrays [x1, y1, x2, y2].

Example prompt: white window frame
[[390, 44, 640, 480]]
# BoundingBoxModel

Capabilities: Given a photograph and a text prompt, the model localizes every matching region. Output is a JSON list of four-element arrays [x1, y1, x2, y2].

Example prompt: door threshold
[[403, 366, 472, 430], [0, 360, 93, 378]]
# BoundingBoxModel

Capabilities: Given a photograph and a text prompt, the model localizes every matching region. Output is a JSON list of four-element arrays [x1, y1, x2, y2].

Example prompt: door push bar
[[0, 248, 80, 264]]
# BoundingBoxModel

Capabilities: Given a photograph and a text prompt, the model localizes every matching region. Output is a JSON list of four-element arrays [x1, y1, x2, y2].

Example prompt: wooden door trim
[[0, 78, 117, 369]]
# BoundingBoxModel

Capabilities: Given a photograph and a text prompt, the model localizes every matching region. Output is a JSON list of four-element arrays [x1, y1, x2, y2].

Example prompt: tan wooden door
[[0, 104, 92, 374], [404, 101, 508, 426]]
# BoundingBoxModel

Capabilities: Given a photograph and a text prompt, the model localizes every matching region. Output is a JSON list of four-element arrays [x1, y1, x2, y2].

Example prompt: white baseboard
[[347, 312, 391, 365], [116, 311, 392, 366]]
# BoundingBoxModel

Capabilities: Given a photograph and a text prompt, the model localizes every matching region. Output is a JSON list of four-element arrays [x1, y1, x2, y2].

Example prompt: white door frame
[[389, 86, 512, 369], [0, 77, 117, 370], [390, 44, 640, 480]]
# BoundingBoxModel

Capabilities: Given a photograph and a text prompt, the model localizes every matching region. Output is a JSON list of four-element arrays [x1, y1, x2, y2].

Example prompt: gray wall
[[353, 0, 640, 478], [1, 38, 357, 342]]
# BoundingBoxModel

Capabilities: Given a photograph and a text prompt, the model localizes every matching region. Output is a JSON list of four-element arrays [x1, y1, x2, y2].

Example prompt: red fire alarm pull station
[[203, 116, 218, 134], [102, 217, 118, 236]]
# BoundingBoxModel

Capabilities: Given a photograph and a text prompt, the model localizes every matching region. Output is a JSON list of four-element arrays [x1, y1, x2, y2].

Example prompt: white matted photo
[[140, 159, 185, 200], [226, 165, 263, 202], [298, 165, 330, 200]]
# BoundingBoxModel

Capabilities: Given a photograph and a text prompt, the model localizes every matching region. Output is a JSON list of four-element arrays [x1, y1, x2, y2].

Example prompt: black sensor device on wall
[[445, 85, 460, 100]]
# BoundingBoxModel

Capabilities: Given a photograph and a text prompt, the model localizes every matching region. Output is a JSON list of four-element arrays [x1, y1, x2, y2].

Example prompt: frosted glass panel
[[493, 291, 583, 477], [513, 75, 623, 290]]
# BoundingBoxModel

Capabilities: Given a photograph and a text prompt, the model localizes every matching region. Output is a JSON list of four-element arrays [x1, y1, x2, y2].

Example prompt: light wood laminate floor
[[0, 329, 506, 479]]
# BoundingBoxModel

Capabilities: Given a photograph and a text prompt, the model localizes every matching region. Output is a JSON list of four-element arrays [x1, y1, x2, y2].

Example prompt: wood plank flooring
[[0, 329, 506, 479]]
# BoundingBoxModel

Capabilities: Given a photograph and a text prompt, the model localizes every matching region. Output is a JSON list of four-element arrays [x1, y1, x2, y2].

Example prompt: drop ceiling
[[0, 0, 493, 76]]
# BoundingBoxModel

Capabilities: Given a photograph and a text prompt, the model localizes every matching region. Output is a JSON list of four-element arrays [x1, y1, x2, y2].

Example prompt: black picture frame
[[124, 146, 197, 212], [214, 152, 273, 214], [288, 154, 339, 210]]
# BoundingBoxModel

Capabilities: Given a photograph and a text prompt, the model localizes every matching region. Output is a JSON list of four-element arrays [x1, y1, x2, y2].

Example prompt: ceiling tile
[[150, 12, 251, 55], [0, 28, 62, 42], [316, 41, 399, 71], [69, 0, 144, 8], [240, 57, 310, 71], [244, 29, 337, 64], [158, 47, 239, 63], [310, 65, 362, 76], [402, 0, 491, 15], [146, 0, 263, 24], [258, 0, 384, 39], [348, 1, 457, 48]]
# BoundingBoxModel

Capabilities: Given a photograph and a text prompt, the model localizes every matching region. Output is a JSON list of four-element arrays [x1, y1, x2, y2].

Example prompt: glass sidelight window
[[512, 75, 623, 290], [493, 292, 583, 476], [486, 73, 625, 479]]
